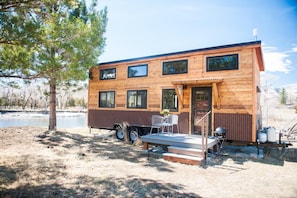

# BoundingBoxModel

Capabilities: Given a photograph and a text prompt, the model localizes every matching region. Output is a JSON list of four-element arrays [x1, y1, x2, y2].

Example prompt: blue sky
[[94, 0, 297, 90]]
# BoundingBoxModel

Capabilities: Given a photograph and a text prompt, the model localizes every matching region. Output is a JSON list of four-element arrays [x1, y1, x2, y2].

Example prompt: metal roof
[[98, 40, 262, 66]]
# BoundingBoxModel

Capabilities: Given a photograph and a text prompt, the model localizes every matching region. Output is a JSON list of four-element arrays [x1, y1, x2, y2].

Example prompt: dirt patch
[[0, 126, 297, 197]]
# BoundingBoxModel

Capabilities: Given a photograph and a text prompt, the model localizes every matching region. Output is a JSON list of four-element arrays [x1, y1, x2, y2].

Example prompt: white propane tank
[[258, 131, 267, 143], [267, 127, 277, 142]]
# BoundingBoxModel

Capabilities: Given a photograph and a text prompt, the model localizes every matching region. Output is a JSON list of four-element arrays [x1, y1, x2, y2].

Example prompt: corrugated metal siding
[[88, 110, 189, 133], [214, 113, 253, 142]]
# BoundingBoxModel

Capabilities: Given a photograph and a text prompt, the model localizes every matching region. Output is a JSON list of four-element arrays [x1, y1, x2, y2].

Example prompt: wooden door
[[192, 87, 212, 135]]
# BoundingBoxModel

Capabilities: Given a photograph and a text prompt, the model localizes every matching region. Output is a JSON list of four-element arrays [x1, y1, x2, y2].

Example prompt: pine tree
[[1, 0, 107, 131], [280, 88, 287, 105]]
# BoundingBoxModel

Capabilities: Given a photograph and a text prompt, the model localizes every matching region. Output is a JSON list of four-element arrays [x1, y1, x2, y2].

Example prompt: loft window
[[128, 64, 148, 78], [162, 60, 188, 75], [99, 91, 115, 108], [207, 54, 238, 71], [100, 68, 116, 80], [162, 89, 178, 112], [127, 90, 147, 108]]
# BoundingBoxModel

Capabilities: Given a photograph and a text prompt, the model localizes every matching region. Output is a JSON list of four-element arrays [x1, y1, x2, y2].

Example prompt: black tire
[[115, 127, 124, 140], [129, 128, 139, 143]]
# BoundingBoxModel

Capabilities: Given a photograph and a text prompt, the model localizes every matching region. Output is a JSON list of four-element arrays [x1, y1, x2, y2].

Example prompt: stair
[[168, 146, 204, 156], [163, 153, 205, 165], [163, 146, 205, 165]]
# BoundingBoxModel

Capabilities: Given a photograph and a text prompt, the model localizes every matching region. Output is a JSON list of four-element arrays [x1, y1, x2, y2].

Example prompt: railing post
[[196, 111, 211, 163], [205, 116, 208, 161], [201, 119, 204, 157]]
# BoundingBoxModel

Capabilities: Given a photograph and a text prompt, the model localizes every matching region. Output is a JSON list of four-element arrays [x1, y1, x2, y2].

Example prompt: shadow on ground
[[0, 166, 17, 186], [1, 173, 201, 198], [36, 130, 175, 172], [0, 179, 200, 198], [0, 184, 91, 198]]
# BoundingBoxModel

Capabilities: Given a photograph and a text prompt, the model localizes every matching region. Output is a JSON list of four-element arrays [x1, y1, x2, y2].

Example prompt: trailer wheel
[[115, 127, 124, 140], [129, 128, 139, 143]]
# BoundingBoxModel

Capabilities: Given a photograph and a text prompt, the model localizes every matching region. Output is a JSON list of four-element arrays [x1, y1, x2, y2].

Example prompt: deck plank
[[141, 133, 217, 149]]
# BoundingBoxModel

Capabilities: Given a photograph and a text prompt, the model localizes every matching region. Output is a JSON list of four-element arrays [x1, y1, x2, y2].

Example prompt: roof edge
[[98, 40, 262, 66]]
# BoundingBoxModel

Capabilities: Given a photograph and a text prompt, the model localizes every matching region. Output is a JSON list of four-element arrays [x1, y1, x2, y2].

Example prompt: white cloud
[[291, 45, 297, 52], [263, 46, 293, 73]]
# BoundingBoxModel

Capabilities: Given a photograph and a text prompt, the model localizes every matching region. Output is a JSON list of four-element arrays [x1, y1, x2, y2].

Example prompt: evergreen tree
[[280, 88, 287, 105], [0, 0, 107, 131]]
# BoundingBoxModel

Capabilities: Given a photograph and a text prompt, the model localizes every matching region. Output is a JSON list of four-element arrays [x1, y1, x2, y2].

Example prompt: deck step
[[168, 146, 204, 157], [163, 152, 205, 166]]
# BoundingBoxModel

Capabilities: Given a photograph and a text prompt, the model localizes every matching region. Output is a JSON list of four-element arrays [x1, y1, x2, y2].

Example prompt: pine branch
[[0, 0, 42, 12]]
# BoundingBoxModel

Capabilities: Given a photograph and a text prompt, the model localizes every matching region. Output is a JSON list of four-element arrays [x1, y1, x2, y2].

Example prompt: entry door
[[192, 87, 212, 135]]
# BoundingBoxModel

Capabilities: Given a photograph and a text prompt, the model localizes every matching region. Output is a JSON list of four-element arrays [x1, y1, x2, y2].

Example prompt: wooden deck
[[141, 133, 218, 165], [141, 133, 217, 150]]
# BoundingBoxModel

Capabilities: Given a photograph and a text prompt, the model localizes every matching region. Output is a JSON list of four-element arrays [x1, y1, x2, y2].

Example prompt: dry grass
[[0, 124, 297, 198]]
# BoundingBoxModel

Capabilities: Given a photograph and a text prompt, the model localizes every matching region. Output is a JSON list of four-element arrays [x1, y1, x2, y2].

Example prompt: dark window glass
[[128, 64, 148, 78], [162, 60, 188, 75], [127, 90, 147, 108], [162, 89, 178, 112], [196, 91, 208, 100], [207, 54, 238, 71], [99, 91, 115, 108], [100, 68, 116, 80]]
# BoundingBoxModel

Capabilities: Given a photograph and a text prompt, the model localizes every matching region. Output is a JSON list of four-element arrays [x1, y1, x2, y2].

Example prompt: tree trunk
[[122, 122, 129, 143], [49, 81, 57, 131]]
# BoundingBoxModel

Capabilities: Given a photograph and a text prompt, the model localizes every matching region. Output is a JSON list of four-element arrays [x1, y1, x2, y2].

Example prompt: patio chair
[[170, 114, 180, 134], [150, 115, 164, 134]]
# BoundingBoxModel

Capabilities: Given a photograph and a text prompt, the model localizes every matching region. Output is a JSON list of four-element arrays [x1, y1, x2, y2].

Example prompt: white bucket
[[267, 127, 277, 142]]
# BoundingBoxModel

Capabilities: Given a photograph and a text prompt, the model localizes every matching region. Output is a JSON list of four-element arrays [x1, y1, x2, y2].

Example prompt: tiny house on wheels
[[88, 41, 265, 143]]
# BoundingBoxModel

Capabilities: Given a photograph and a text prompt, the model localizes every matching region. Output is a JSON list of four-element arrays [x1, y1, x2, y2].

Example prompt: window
[[162, 89, 178, 112], [100, 68, 116, 80], [162, 60, 188, 75], [207, 54, 238, 71], [128, 64, 148, 78], [196, 91, 208, 100], [99, 91, 115, 108], [127, 90, 147, 108]]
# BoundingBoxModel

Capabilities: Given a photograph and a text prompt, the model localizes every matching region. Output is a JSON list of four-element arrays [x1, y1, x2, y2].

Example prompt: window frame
[[98, 91, 115, 108], [126, 90, 147, 109], [128, 64, 148, 78], [162, 89, 178, 112], [99, 68, 116, 80], [206, 54, 238, 72], [162, 59, 188, 75]]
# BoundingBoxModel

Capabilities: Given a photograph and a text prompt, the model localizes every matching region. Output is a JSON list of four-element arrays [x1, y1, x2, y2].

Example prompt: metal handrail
[[196, 111, 211, 124], [196, 111, 211, 161]]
